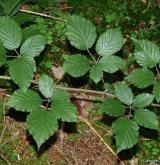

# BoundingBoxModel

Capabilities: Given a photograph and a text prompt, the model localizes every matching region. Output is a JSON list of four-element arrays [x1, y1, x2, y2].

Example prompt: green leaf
[[0, 0, 21, 15], [96, 28, 123, 56], [27, 108, 58, 149], [9, 56, 36, 92], [112, 117, 139, 153], [133, 93, 154, 108], [0, 4, 5, 16], [7, 89, 42, 112], [20, 35, 46, 57], [66, 15, 96, 50], [51, 91, 77, 122], [0, 43, 6, 66], [99, 98, 125, 117], [90, 63, 103, 83], [126, 69, 155, 89], [39, 74, 55, 99], [153, 81, 160, 103], [63, 54, 90, 77], [99, 55, 126, 73], [114, 83, 133, 105], [0, 16, 22, 50], [134, 40, 160, 68], [13, 13, 34, 25], [134, 109, 159, 130], [22, 25, 40, 42]]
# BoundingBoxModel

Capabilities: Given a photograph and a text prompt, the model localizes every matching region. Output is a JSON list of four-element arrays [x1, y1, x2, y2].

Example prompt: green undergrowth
[[0, 99, 49, 165]]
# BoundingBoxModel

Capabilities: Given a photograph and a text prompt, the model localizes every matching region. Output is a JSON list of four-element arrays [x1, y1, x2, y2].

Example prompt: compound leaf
[[27, 108, 58, 149], [134, 40, 160, 68], [114, 83, 133, 105], [126, 68, 155, 88], [7, 89, 42, 112], [51, 91, 77, 122], [133, 93, 154, 108], [39, 74, 55, 99], [134, 109, 159, 130], [9, 56, 36, 92], [0, 16, 22, 50], [96, 28, 123, 56], [0, 43, 6, 66], [63, 54, 90, 77], [90, 63, 103, 83], [20, 35, 46, 57], [99, 55, 126, 73], [66, 15, 96, 50], [153, 81, 160, 103], [99, 98, 125, 117], [112, 117, 139, 153]]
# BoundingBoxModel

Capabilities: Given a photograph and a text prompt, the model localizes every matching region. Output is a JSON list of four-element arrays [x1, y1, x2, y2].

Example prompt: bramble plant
[[0, 1, 159, 155]]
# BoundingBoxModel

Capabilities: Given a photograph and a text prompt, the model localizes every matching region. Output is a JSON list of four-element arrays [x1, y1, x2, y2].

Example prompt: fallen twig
[[20, 9, 67, 22], [78, 117, 125, 165], [0, 75, 160, 108]]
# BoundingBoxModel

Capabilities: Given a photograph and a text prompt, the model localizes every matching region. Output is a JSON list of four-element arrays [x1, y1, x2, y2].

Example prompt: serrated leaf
[[99, 55, 126, 73], [0, 0, 21, 15], [22, 25, 40, 42], [39, 74, 55, 99], [0, 43, 6, 66], [51, 91, 77, 122], [126, 69, 155, 88], [66, 15, 96, 50], [153, 81, 160, 103], [20, 35, 46, 57], [114, 83, 133, 105], [134, 40, 160, 68], [99, 98, 125, 117], [112, 118, 139, 153], [134, 109, 159, 130], [0, 16, 22, 50], [133, 93, 154, 108], [90, 63, 103, 83], [63, 54, 90, 77], [27, 108, 58, 149], [9, 56, 36, 92], [13, 13, 34, 25], [7, 89, 42, 112], [96, 28, 123, 56], [0, 3, 5, 16]]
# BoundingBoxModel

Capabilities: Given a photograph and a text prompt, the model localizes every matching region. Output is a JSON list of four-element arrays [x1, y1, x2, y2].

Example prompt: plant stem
[[14, 50, 20, 57], [128, 105, 133, 119], [20, 9, 66, 22], [155, 66, 160, 78], [87, 49, 97, 63], [96, 55, 101, 63], [45, 99, 51, 109]]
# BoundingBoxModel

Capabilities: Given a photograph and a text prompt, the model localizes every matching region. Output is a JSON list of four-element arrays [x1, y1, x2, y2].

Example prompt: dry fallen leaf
[[52, 65, 65, 81]]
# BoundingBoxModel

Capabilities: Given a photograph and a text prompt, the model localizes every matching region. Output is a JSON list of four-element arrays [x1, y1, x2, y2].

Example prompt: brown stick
[[20, 9, 67, 22], [78, 117, 125, 165], [0, 75, 160, 108]]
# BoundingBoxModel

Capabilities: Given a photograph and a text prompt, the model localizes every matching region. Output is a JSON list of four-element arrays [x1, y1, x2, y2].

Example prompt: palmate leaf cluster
[[63, 15, 125, 83], [0, 16, 77, 149], [63, 15, 160, 154], [0, 16, 46, 92], [7, 74, 77, 149], [99, 83, 159, 153]]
